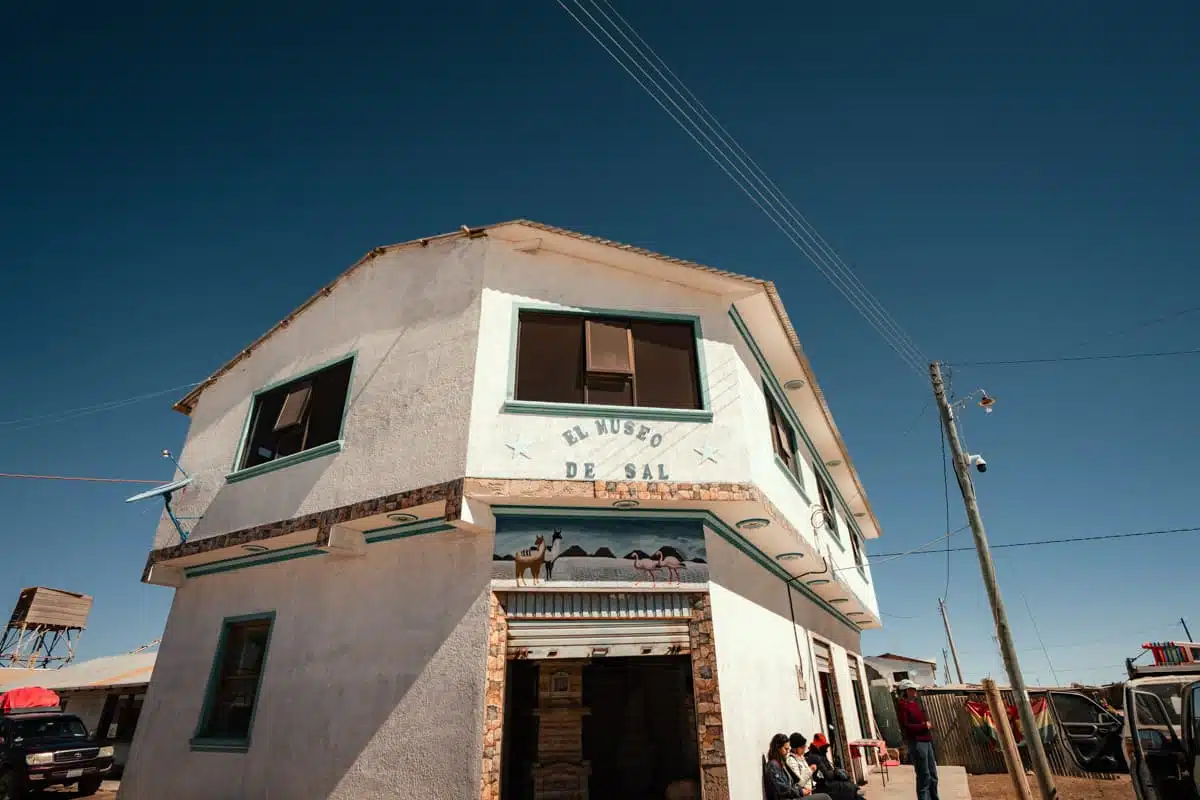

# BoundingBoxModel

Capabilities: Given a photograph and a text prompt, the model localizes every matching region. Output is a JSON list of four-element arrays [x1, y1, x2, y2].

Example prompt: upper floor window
[[514, 311, 702, 410], [850, 532, 866, 576], [815, 470, 840, 539], [765, 386, 803, 489], [239, 358, 353, 471]]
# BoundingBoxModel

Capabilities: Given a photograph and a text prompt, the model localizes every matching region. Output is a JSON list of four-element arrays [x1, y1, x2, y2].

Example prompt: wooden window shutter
[[515, 312, 585, 404], [274, 383, 313, 431], [631, 320, 701, 410], [585, 319, 634, 375]]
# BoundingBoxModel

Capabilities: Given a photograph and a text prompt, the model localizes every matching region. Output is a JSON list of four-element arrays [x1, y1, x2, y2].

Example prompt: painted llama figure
[[514, 534, 548, 585], [541, 530, 564, 580]]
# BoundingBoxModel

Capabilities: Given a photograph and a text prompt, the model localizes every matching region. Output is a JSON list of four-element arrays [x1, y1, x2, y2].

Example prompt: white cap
[[897, 679, 918, 691]]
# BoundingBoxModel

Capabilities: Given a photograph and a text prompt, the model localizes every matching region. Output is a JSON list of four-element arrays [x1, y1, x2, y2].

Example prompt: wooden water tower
[[0, 587, 92, 668]]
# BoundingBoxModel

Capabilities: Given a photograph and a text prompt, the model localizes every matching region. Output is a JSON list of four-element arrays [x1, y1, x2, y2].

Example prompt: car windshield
[[1133, 682, 1185, 726], [10, 716, 88, 743]]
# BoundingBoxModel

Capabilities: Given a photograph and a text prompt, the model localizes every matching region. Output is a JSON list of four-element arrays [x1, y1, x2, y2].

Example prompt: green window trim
[[192, 611, 276, 752], [503, 303, 713, 421], [227, 352, 358, 483], [729, 306, 867, 542], [774, 455, 812, 505]]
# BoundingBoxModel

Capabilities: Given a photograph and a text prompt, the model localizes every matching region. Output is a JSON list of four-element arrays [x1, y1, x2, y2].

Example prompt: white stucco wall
[[63, 690, 108, 734], [120, 528, 492, 800], [729, 332, 879, 617], [465, 242, 751, 484], [865, 656, 938, 687], [156, 237, 487, 548], [705, 531, 865, 799]]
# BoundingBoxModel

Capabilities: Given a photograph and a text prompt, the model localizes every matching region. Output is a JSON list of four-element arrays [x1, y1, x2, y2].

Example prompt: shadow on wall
[[121, 531, 494, 800], [158, 239, 487, 547]]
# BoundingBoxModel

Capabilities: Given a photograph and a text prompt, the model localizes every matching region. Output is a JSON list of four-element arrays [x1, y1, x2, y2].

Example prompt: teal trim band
[[364, 519, 455, 543], [225, 440, 345, 484], [488, 504, 868, 633], [189, 739, 250, 753], [192, 611, 276, 752], [501, 400, 713, 423], [774, 455, 812, 505], [229, 351, 358, 474], [505, 302, 713, 419], [185, 545, 325, 578], [728, 307, 866, 542], [182, 517, 458, 579]]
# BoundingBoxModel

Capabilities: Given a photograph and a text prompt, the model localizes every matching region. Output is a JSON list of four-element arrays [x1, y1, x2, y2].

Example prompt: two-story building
[[119, 221, 887, 800]]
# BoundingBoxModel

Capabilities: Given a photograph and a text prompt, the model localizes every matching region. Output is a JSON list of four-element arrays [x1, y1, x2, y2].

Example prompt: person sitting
[[806, 734, 865, 800], [765, 732, 805, 799], [786, 733, 833, 799]]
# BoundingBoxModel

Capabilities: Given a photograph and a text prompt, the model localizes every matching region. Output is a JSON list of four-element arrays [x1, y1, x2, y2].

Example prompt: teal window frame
[[226, 352, 357, 484], [729, 306, 868, 544], [190, 611, 276, 753], [764, 380, 810, 502], [502, 304, 714, 423]]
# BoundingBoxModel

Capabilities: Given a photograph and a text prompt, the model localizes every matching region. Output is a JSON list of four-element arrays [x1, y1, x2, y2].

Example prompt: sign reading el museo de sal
[[561, 418, 670, 480]]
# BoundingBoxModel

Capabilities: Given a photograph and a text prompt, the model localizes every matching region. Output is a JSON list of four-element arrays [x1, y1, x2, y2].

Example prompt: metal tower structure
[[0, 587, 92, 668]]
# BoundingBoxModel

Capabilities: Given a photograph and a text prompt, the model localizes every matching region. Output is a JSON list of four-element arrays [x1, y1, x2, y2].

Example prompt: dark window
[[850, 534, 865, 571], [240, 359, 353, 470], [197, 616, 273, 742], [514, 311, 702, 410], [892, 671, 909, 682], [765, 386, 801, 483], [816, 471, 840, 538], [1050, 692, 1106, 724]]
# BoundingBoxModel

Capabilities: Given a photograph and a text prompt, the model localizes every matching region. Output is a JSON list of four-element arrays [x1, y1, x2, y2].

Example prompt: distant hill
[[493, 554, 514, 561], [691, 557, 707, 564], [624, 550, 651, 560], [657, 546, 687, 561], [559, 545, 589, 558], [593, 547, 616, 558]]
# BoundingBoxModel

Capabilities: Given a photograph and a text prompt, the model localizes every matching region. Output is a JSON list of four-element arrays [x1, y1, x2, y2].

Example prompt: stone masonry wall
[[688, 594, 730, 800], [480, 593, 507, 800]]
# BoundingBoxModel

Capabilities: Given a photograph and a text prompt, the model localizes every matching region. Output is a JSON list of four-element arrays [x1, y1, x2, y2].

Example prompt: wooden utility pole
[[939, 598, 965, 684], [983, 678, 1034, 800], [1182, 617, 1194, 641], [931, 362, 1057, 800], [942, 649, 952, 684]]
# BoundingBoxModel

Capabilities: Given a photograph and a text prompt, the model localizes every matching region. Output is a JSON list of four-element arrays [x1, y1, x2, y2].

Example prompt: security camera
[[968, 454, 987, 473]]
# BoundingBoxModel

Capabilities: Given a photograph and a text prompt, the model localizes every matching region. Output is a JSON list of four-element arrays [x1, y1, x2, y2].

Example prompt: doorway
[[500, 656, 700, 800]]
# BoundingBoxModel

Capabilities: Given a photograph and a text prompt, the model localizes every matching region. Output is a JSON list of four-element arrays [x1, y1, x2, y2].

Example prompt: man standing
[[896, 679, 939, 800]]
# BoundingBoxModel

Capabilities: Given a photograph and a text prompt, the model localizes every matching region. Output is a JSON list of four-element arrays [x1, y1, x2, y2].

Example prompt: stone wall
[[480, 593, 507, 800], [688, 594, 730, 800]]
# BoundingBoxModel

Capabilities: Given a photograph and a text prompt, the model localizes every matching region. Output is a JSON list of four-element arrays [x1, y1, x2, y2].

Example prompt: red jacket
[[897, 697, 932, 742]]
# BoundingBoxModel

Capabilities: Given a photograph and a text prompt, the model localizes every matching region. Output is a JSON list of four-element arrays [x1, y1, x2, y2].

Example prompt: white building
[[120, 221, 888, 800], [865, 653, 940, 687]]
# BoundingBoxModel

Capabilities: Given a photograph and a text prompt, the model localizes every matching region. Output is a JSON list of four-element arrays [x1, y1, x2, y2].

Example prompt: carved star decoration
[[693, 442, 721, 464], [505, 434, 535, 460]]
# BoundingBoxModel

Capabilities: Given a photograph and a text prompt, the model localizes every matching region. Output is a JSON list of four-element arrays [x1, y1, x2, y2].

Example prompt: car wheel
[[0, 771, 21, 800], [77, 776, 103, 796]]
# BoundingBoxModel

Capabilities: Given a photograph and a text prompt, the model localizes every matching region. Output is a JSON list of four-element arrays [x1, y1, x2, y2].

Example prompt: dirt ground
[[967, 774, 1134, 800]]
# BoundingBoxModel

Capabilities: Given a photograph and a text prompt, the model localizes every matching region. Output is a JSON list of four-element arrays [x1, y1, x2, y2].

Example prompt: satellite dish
[[124, 476, 192, 505], [125, 476, 195, 544]]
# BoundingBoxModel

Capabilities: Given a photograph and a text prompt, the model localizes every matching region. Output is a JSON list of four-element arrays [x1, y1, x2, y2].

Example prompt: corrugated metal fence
[[911, 687, 1119, 779]]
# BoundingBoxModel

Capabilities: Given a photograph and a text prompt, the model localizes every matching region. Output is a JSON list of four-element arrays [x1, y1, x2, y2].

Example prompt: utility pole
[[942, 648, 952, 684], [939, 598, 965, 684], [983, 678, 1034, 800], [1182, 618, 1194, 641], [931, 362, 1058, 800]]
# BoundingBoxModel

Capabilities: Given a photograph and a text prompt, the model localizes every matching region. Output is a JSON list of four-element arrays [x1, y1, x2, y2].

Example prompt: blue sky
[[2, 1, 1196, 683]]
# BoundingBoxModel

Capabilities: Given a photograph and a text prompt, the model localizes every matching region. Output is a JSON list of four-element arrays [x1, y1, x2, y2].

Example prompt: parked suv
[[0, 708, 113, 798]]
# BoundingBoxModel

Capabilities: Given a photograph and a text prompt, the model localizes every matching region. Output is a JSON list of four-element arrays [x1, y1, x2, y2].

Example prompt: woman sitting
[[765, 733, 805, 799], [786, 733, 833, 799]]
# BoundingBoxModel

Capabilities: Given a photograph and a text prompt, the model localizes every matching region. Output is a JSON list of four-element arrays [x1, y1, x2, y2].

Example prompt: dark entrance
[[500, 656, 700, 800], [818, 671, 848, 767]]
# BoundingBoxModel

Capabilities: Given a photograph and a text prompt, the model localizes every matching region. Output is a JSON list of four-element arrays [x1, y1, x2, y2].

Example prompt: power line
[[951, 348, 1200, 367], [0, 473, 164, 485], [0, 381, 200, 433], [555, 0, 929, 376], [836, 523, 971, 574], [869, 525, 1200, 559], [1071, 305, 1200, 351]]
